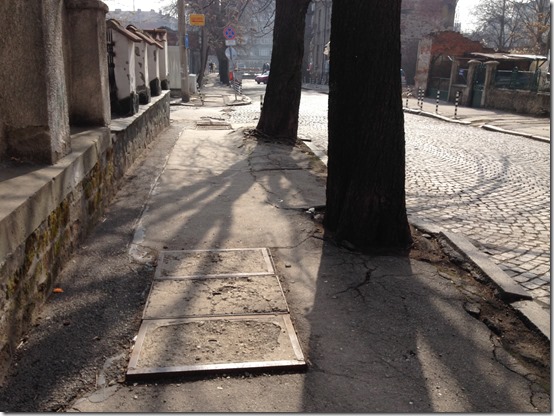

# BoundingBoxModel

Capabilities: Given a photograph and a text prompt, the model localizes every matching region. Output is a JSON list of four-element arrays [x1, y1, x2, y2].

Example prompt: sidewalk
[[303, 82, 551, 142], [0, 82, 549, 412]]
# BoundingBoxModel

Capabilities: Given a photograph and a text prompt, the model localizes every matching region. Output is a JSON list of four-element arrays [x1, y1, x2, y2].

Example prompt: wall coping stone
[[0, 91, 170, 263], [0, 128, 110, 262]]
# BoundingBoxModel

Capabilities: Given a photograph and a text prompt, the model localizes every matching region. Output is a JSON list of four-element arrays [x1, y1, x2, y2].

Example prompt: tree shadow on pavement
[[275, 222, 549, 411]]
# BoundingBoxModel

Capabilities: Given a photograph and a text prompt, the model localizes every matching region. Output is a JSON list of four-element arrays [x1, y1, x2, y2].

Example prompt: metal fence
[[494, 68, 550, 92]]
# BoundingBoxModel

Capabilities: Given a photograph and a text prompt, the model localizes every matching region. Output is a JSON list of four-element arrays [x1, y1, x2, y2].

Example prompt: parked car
[[255, 71, 269, 84]]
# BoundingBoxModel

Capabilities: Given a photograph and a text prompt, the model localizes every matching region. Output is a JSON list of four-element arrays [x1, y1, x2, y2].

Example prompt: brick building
[[401, 0, 459, 84]]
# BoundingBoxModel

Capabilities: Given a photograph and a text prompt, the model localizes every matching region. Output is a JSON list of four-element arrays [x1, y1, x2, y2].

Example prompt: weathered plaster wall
[[0, 0, 71, 164], [0, 2, 48, 162], [66, 0, 111, 126], [113, 33, 135, 99]]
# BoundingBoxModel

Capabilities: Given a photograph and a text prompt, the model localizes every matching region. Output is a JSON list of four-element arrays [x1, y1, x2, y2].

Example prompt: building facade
[[305, 0, 458, 85]]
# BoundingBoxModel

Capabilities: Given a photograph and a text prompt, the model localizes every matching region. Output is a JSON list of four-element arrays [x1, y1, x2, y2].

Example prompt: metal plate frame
[[127, 314, 306, 379], [154, 248, 275, 279]]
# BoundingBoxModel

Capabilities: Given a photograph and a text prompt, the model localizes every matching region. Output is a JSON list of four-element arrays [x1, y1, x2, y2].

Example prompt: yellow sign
[[189, 14, 205, 26]]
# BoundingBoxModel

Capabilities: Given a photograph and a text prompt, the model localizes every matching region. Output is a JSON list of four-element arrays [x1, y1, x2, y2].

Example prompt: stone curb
[[403, 108, 471, 125], [224, 94, 252, 106], [440, 230, 532, 302], [409, 218, 549, 341], [404, 108, 549, 142], [481, 124, 549, 143], [511, 300, 551, 341]]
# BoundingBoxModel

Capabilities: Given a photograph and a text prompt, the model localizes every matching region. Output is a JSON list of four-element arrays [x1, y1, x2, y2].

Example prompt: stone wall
[[0, 92, 170, 381], [486, 89, 551, 116]]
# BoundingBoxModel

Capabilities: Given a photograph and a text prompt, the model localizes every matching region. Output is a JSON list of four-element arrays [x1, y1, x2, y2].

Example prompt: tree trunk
[[197, 27, 209, 87], [216, 47, 229, 85], [324, 0, 412, 252], [255, 0, 311, 140]]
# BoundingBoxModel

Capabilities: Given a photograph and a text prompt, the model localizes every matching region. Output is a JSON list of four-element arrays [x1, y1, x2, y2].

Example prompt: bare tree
[[165, 0, 275, 84], [469, 0, 550, 53], [255, 0, 311, 140], [513, 0, 550, 54], [324, 0, 412, 252]]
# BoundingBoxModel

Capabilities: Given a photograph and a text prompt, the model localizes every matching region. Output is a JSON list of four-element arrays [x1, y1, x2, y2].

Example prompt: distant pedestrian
[[262, 62, 270, 73], [209, 62, 214, 73]]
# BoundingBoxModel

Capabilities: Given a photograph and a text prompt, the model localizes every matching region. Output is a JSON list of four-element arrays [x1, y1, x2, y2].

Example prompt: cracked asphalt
[[229, 82, 550, 307]]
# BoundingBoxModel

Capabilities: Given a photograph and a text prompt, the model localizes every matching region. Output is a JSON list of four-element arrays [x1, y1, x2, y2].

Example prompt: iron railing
[[494, 67, 550, 92]]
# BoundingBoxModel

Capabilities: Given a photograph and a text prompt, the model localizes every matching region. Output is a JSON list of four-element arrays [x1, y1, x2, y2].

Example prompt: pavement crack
[[490, 334, 533, 380], [334, 266, 376, 301]]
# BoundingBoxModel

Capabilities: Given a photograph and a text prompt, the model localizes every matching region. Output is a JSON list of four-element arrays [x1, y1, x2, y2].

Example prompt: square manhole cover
[[143, 275, 289, 319], [155, 248, 275, 279], [127, 315, 306, 379]]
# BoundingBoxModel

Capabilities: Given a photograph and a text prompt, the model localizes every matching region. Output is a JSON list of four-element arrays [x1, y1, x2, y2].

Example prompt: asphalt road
[[234, 80, 550, 307]]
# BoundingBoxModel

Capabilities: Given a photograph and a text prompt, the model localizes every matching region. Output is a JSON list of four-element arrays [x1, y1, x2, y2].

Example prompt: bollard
[[435, 89, 440, 114], [454, 91, 460, 118], [406, 87, 410, 108], [260, 94, 264, 111], [418, 88, 423, 110], [416, 88, 420, 109]]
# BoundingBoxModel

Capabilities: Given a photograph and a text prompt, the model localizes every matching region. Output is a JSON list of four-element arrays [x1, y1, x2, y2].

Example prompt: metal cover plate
[[127, 314, 306, 379], [154, 248, 275, 279], [143, 275, 289, 319], [196, 120, 232, 129]]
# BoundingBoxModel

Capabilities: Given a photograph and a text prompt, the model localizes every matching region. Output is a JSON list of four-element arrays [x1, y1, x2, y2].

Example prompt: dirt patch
[[156, 249, 274, 278], [144, 276, 289, 319], [409, 225, 550, 392], [138, 319, 284, 367], [128, 315, 305, 377]]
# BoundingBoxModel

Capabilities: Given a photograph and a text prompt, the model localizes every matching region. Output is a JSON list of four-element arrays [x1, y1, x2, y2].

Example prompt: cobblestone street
[[230, 82, 550, 306]]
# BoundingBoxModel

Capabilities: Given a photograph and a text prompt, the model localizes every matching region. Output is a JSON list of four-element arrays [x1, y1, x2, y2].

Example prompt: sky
[[103, 0, 481, 32]]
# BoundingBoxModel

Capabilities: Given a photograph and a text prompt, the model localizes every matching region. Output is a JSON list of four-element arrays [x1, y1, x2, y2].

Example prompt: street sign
[[223, 26, 236, 40], [225, 39, 236, 46], [189, 14, 205, 26], [225, 47, 237, 60]]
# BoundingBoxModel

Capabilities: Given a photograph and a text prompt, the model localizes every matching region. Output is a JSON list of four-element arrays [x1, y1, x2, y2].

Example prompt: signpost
[[189, 14, 205, 26], [223, 26, 238, 98], [225, 47, 237, 60], [223, 26, 236, 40]]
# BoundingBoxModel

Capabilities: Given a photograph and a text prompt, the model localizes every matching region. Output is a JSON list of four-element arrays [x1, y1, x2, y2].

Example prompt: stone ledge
[[109, 91, 170, 132], [0, 128, 110, 261]]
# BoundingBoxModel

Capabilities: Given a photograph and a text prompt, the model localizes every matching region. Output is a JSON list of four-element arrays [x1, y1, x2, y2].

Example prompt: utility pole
[[178, 0, 190, 102]]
